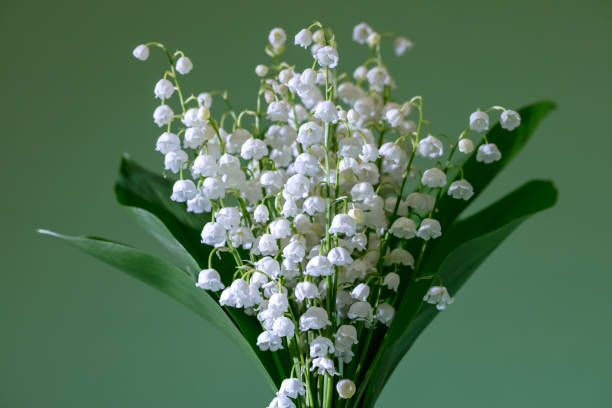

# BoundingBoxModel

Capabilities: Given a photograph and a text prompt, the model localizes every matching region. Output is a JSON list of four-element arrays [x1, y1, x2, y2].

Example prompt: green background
[[2, 0, 611, 406]]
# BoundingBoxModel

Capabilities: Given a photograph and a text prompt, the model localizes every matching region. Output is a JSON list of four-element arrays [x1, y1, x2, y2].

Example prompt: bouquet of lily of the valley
[[40, 21, 557, 408]]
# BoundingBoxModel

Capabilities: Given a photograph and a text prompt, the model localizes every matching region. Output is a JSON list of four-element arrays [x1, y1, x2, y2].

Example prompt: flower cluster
[[133, 21, 520, 408]]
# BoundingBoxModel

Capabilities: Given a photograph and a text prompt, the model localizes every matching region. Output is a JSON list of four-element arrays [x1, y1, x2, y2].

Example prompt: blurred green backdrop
[[2, 0, 611, 406]]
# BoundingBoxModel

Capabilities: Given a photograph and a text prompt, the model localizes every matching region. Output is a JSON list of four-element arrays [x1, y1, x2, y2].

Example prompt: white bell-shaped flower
[[294, 29, 313, 48], [295, 281, 320, 302], [153, 105, 174, 127], [448, 179, 474, 200], [315, 46, 339, 68], [383, 273, 400, 291], [421, 168, 447, 188], [389, 217, 417, 239], [195, 269, 224, 291], [201, 221, 226, 247], [375, 303, 395, 326], [327, 247, 353, 266], [175, 56, 193, 75], [417, 218, 442, 240], [299, 306, 331, 331], [458, 138, 474, 154], [314, 100, 339, 123], [215, 207, 241, 230], [257, 331, 283, 351], [310, 336, 335, 357], [476, 143, 502, 163], [272, 316, 295, 338], [310, 357, 339, 376], [329, 214, 357, 236], [350, 283, 370, 301], [155, 132, 180, 154], [171, 180, 197, 202], [501, 109, 521, 131], [154, 78, 174, 99], [423, 286, 455, 310], [469, 111, 489, 132], [268, 28, 287, 49], [347, 301, 373, 323], [132, 44, 149, 61], [417, 135, 444, 158]]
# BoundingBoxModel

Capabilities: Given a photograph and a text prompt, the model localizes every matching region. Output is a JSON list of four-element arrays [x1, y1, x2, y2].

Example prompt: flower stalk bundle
[[40, 21, 557, 408]]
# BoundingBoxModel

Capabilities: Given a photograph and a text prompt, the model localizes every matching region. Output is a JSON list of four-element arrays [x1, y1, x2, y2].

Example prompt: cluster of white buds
[[133, 21, 520, 408]]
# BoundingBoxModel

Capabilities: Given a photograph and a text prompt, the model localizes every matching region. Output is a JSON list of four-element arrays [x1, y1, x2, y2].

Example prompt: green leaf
[[360, 180, 558, 407], [114, 156, 288, 385], [37, 229, 277, 390], [437, 100, 556, 228], [114, 155, 210, 267], [128, 207, 201, 278]]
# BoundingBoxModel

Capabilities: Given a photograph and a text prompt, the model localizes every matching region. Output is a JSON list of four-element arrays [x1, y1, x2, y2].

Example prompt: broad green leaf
[[437, 100, 556, 228], [128, 207, 200, 278], [37, 229, 277, 390], [360, 180, 558, 408], [114, 155, 209, 267], [114, 157, 288, 385]]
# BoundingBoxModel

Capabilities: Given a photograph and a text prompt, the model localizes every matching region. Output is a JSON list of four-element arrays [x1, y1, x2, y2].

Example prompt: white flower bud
[[458, 138, 474, 154], [299, 306, 331, 331], [366, 66, 389, 92], [417, 135, 444, 158], [171, 179, 197, 202], [315, 46, 339, 68], [295, 29, 313, 48], [197, 92, 213, 108], [417, 218, 442, 240], [389, 217, 417, 239], [336, 379, 356, 399], [196, 268, 224, 291], [201, 222, 226, 247], [154, 78, 174, 99], [153, 105, 174, 127], [394, 36, 413, 56], [255, 64, 269, 77], [353, 65, 368, 81], [448, 179, 474, 200], [423, 286, 455, 310], [312, 29, 325, 44], [269, 28, 287, 49], [383, 272, 400, 291], [469, 111, 489, 132], [132, 44, 149, 61], [421, 168, 447, 188], [476, 143, 502, 163], [353, 23, 373, 45], [501, 109, 521, 131], [366, 32, 381, 48], [175, 56, 193, 75], [155, 132, 180, 154]]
